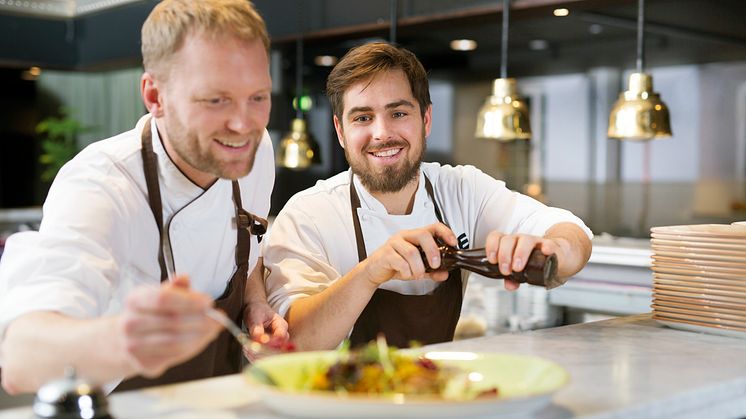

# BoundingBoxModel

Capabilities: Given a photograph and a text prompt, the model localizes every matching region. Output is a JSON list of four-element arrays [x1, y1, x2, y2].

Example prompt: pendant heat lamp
[[607, 0, 671, 140], [277, 0, 320, 169], [475, 0, 531, 141]]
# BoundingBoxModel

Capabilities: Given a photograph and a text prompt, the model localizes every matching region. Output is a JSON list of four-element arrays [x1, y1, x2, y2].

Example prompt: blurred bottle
[[454, 282, 488, 339]]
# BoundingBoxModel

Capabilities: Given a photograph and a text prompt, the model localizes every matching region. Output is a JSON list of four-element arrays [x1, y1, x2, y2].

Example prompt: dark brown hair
[[326, 42, 431, 122]]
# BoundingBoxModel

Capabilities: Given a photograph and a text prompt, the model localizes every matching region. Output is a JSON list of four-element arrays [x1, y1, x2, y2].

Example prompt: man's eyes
[[201, 97, 229, 105], [199, 95, 269, 106], [352, 112, 407, 122]]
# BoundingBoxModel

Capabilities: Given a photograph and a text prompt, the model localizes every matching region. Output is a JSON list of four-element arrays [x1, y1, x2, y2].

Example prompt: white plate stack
[[650, 224, 746, 338]]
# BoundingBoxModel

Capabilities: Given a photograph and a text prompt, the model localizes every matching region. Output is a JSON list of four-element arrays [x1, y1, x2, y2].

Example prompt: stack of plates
[[650, 224, 746, 338]]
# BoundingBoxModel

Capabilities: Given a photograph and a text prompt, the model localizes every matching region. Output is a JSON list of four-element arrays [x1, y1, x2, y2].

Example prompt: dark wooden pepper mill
[[421, 245, 561, 289]]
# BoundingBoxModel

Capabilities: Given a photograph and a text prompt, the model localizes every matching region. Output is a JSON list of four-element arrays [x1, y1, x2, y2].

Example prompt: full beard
[[346, 139, 425, 194]]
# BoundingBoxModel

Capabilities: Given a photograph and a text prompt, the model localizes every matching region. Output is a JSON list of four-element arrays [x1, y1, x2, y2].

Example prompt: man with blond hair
[[0, 0, 285, 393], [264, 42, 592, 350]]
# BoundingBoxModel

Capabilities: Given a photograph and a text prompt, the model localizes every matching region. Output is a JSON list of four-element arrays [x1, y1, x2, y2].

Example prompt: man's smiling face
[[334, 69, 432, 193]]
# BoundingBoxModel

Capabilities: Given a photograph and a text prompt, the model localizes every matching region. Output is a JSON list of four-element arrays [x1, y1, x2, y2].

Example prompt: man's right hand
[[360, 222, 458, 287], [118, 275, 221, 378]]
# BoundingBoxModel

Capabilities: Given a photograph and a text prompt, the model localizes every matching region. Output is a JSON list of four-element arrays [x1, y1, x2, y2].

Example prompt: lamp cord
[[636, 0, 645, 73], [500, 0, 509, 79], [295, 0, 304, 120], [390, 0, 398, 44]]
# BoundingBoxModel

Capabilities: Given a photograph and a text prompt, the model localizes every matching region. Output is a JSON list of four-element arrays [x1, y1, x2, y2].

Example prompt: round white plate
[[652, 251, 746, 264], [651, 238, 746, 251], [654, 283, 746, 298], [651, 233, 746, 245], [651, 262, 746, 279], [654, 316, 746, 339], [653, 306, 746, 326], [653, 297, 746, 316], [651, 224, 746, 238], [652, 304, 746, 323], [654, 275, 746, 290], [651, 244, 746, 257], [652, 289, 746, 304], [652, 255, 746, 270], [654, 272, 746, 287], [245, 350, 569, 418]]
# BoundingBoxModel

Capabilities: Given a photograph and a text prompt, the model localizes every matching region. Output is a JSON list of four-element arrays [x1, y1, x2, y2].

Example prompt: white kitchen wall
[[620, 66, 700, 182]]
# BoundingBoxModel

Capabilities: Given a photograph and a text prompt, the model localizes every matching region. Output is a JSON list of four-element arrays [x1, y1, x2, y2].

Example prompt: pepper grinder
[[33, 367, 113, 419], [421, 245, 565, 289]]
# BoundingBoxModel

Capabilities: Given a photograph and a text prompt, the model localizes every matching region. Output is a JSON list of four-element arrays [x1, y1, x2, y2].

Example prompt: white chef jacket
[[264, 163, 593, 318], [0, 115, 274, 348]]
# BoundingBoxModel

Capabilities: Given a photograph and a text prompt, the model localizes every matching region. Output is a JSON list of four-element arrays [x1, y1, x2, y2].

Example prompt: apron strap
[[349, 174, 368, 262], [423, 176, 445, 226], [140, 119, 168, 282], [231, 181, 268, 268], [349, 173, 446, 263]]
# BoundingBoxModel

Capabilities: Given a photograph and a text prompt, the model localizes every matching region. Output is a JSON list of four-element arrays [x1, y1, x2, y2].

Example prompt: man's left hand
[[243, 302, 289, 361], [484, 232, 564, 291]]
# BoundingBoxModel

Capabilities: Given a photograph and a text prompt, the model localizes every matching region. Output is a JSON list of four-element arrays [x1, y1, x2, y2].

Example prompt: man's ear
[[141, 72, 165, 117], [423, 104, 433, 138], [333, 115, 345, 148]]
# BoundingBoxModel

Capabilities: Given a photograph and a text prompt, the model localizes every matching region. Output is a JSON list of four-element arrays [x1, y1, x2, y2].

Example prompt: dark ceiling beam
[[576, 11, 746, 49], [272, 0, 634, 46]]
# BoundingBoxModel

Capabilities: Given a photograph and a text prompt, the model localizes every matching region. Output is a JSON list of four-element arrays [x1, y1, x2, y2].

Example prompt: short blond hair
[[141, 0, 269, 79]]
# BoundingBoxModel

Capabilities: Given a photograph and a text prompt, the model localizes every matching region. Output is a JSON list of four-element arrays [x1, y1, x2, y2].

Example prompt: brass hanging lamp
[[277, 0, 320, 169], [607, 0, 672, 140], [475, 0, 531, 141]]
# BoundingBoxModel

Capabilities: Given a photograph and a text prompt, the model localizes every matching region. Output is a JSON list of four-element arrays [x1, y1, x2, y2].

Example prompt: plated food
[[308, 338, 498, 400], [244, 338, 569, 418]]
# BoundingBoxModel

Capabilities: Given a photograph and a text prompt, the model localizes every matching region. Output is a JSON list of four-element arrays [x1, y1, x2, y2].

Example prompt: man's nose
[[371, 117, 392, 141], [226, 104, 257, 134]]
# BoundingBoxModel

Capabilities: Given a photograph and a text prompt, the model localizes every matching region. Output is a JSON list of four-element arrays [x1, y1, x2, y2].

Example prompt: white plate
[[652, 251, 746, 264], [652, 289, 746, 304], [653, 297, 746, 316], [245, 350, 569, 418], [652, 304, 746, 323], [651, 232, 746, 245], [651, 244, 746, 257], [653, 272, 746, 288], [652, 256, 746, 270], [651, 238, 746, 251], [654, 283, 746, 298], [655, 316, 746, 339], [652, 307, 746, 327], [651, 262, 746, 279], [651, 224, 746, 238]]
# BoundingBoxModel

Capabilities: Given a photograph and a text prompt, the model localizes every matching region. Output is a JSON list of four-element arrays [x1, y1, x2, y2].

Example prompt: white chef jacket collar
[[148, 115, 207, 200], [350, 167, 430, 215]]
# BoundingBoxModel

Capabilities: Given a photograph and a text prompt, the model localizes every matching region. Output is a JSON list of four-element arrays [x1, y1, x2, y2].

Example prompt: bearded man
[[263, 42, 593, 350]]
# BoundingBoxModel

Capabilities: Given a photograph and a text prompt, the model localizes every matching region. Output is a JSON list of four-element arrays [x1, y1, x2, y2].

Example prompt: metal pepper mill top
[[33, 367, 113, 419]]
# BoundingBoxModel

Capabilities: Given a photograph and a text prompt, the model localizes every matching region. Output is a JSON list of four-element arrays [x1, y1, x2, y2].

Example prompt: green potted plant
[[35, 107, 91, 182]]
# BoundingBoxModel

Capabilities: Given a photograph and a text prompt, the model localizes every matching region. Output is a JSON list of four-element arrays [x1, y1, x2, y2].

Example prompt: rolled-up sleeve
[[466, 167, 593, 246], [0, 156, 129, 346]]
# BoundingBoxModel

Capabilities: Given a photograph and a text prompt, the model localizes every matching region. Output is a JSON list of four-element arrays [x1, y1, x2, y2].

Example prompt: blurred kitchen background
[[0, 0, 745, 350]]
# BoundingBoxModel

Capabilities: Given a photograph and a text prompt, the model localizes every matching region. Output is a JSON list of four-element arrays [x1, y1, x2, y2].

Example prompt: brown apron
[[348, 175, 464, 348], [116, 119, 264, 391]]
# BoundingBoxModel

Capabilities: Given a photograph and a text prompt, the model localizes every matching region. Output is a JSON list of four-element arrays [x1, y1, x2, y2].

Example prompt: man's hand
[[361, 222, 458, 287], [243, 302, 289, 361], [484, 232, 564, 291], [485, 223, 592, 291], [117, 275, 221, 378]]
